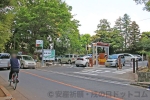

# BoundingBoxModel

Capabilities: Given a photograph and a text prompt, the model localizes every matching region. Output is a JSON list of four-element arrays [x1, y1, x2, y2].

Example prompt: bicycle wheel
[[9, 81, 12, 86], [13, 73, 17, 90]]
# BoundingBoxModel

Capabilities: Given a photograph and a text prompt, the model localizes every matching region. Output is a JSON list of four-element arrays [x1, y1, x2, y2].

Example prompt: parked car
[[0, 53, 10, 70], [120, 53, 138, 61], [133, 54, 142, 61], [59, 54, 78, 64], [75, 56, 89, 67], [79, 55, 85, 57], [55, 55, 62, 62], [105, 54, 125, 67], [17, 55, 36, 69], [87, 54, 92, 57]]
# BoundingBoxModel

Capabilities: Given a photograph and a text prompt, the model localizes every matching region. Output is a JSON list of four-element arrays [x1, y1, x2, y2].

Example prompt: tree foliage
[[93, 19, 124, 54], [134, 0, 150, 11], [138, 32, 150, 51], [79, 34, 91, 54], [0, 0, 15, 51], [122, 14, 131, 50], [129, 21, 140, 51], [5, 0, 80, 55]]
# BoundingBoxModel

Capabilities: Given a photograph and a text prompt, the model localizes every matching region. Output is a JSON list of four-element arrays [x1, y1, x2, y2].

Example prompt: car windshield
[[79, 55, 85, 57], [108, 55, 118, 59], [23, 56, 33, 61], [0, 54, 10, 59]]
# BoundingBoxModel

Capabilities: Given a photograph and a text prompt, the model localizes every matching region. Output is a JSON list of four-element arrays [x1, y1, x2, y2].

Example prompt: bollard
[[117, 56, 121, 70], [89, 58, 93, 67], [136, 60, 138, 71], [119, 56, 122, 69], [133, 58, 135, 73]]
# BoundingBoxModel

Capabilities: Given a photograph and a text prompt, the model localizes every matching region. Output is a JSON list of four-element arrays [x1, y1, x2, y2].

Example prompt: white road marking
[[36, 69, 129, 86], [74, 72, 98, 75], [113, 71, 126, 74], [104, 71, 111, 72], [81, 69, 96, 72]]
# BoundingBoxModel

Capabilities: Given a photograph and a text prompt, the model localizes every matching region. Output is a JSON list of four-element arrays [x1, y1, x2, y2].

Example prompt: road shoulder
[[0, 76, 28, 100]]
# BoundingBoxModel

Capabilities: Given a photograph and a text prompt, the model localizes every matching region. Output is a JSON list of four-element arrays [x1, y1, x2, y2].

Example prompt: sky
[[64, 0, 150, 35]]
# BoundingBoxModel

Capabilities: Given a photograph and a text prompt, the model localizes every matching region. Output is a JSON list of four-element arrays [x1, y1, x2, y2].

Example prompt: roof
[[110, 54, 124, 56], [17, 55, 31, 56]]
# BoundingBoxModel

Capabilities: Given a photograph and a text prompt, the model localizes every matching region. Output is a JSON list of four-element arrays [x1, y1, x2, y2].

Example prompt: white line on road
[[74, 72, 98, 75], [36, 69, 130, 86]]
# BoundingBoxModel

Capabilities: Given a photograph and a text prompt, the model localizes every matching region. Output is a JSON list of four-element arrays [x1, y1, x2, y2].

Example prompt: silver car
[[17, 55, 36, 69], [105, 54, 125, 67], [0, 53, 10, 70]]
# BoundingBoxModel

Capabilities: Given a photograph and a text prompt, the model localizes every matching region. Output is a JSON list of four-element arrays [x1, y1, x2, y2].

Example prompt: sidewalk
[[114, 71, 138, 81], [0, 76, 28, 100]]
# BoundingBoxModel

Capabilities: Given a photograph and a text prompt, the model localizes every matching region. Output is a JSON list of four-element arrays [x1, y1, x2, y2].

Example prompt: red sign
[[97, 42, 109, 46]]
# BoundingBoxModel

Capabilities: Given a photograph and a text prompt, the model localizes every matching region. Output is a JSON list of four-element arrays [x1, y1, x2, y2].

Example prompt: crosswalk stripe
[[74, 72, 98, 75], [74, 68, 134, 75]]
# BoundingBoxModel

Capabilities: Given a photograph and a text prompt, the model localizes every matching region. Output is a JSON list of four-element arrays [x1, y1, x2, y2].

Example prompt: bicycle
[[9, 72, 19, 90]]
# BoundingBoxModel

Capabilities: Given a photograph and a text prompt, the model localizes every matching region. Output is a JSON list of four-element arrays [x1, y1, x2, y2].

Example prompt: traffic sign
[[36, 40, 43, 47]]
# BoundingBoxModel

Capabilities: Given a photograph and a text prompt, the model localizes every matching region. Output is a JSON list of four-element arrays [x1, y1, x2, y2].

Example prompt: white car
[[75, 57, 89, 67], [17, 55, 36, 69], [0, 53, 10, 70], [121, 53, 138, 61], [59, 54, 78, 64]]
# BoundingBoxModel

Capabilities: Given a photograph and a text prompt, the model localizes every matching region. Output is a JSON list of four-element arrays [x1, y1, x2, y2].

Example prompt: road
[[0, 61, 149, 100]]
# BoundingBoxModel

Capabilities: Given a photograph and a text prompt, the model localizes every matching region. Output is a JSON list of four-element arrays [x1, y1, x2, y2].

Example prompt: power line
[[139, 18, 150, 21]]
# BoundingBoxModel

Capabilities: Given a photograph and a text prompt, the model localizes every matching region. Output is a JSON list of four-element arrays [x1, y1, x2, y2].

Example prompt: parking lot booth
[[99, 53, 107, 65], [89, 58, 93, 67], [92, 42, 109, 66]]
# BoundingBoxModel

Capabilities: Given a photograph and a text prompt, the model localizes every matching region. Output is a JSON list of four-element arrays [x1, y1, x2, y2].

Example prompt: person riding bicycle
[[8, 53, 20, 82]]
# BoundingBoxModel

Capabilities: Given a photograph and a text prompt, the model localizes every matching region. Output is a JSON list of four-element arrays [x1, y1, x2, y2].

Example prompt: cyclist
[[8, 53, 20, 82]]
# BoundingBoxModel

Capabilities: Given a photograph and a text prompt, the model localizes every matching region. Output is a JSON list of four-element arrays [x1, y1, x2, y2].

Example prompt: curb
[[130, 82, 150, 88], [0, 85, 14, 100]]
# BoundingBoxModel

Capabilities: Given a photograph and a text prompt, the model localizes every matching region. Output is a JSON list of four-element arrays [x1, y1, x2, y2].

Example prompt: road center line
[[21, 70, 123, 100]]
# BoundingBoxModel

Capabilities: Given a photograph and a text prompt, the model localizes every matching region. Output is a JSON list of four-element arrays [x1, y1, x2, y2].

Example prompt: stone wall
[[137, 72, 150, 82]]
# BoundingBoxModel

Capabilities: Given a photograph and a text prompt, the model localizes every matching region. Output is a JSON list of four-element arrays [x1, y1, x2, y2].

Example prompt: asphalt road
[[0, 63, 150, 100]]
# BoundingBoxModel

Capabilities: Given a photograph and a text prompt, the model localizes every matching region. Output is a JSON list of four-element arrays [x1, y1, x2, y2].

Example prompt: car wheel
[[32, 67, 35, 69], [58, 59, 61, 64], [115, 63, 118, 68], [21, 64, 24, 69], [123, 62, 125, 66], [76, 65, 79, 67], [68, 60, 71, 64], [7, 67, 10, 70], [85, 63, 88, 67]]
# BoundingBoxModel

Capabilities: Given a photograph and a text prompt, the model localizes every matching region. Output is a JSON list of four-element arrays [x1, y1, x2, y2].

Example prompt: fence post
[[133, 58, 135, 73], [136, 60, 138, 72]]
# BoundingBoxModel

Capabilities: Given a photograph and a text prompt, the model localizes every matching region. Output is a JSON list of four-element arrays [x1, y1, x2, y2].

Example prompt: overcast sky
[[64, 0, 150, 35]]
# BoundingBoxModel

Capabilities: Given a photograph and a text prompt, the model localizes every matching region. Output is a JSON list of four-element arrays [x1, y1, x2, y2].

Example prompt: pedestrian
[[8, 53, 20, 82]]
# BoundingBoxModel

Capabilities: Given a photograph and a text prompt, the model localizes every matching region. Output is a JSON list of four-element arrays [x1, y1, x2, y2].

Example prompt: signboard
[[18, 52, 22, 55], [36, 40, 43, 47], [97, 42, 109, 47], [43, 49, 55, 60]]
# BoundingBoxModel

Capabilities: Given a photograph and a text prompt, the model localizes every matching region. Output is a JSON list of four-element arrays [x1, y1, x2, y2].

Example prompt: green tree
[[0, 0, 15, 51], [5, 0, 80, 55], [94, 19, 123, 54], [129, 21, 140, 52], [114, 17, 124, 51], [122, 14, 131, 50], [138, 32, 150, 51], [134, 0, 150, 11], [96, 19, 111, 32], [80, 34, 91, 54], [138, 32, 150, 69]]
